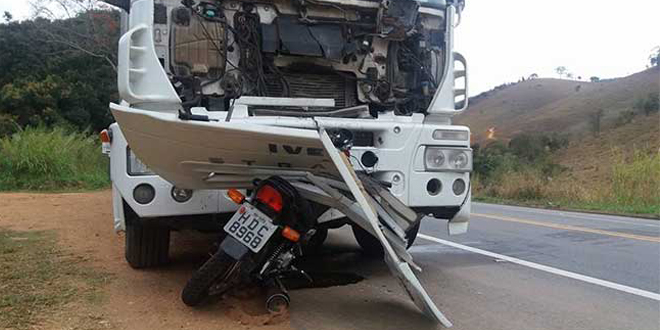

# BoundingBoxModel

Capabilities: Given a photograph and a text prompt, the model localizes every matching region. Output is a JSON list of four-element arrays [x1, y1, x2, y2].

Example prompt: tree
[[509, 134, 548, 162], [566, 72, 574, 80], [0, 6, 119, 132], [555, 66, 567, 79], [634, 93, 660, 116], [3, 11, 12, 22], [649, 46, 660, 67], [590, 76, 600, 82], [29, 0, 119, 71], [528, 73, 538, 79]]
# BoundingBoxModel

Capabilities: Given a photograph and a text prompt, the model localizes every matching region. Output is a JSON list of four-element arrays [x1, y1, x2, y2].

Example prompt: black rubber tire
[[181, 249, 238, 307], [124, 202, 170, 269], [352, 221, 421, 257], [303, 227, 328, 254], [352, 225, 384, 256]]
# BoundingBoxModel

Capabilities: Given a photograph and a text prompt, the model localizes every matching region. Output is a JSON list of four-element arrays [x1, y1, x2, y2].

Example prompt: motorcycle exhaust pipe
[[265, 279, 290, 314]]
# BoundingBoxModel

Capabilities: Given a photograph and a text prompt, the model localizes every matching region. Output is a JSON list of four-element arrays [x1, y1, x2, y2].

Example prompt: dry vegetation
[[0, 229, 110, 329], [457, 66, 659, 141], [463, 67, 660, 216], [474, 149, 660, 215]]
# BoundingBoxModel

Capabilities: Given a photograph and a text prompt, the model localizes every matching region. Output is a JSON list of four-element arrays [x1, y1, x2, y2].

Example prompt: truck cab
[[103, 0, 471, 268]]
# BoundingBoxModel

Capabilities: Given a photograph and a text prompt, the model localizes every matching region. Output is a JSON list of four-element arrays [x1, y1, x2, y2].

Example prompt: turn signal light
[[281, 226, 300, 242], [227, 189, 245, 204], [99, 129, 111, 143]]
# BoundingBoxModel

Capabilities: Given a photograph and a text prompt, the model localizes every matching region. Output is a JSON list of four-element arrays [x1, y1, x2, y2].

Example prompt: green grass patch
[[0, 228, 110, 329], [473, 150, 660, 217], [473, 135, 660, 217], [0, 126, 110, 191]]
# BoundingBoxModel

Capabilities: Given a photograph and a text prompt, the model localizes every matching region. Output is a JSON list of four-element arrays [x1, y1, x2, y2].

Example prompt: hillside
[[457, 66, 660, 142], [460, 67, 659, 215]]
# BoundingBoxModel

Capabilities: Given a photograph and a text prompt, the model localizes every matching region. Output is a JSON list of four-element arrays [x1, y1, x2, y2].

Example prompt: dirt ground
[[0, 191, 291, 330]]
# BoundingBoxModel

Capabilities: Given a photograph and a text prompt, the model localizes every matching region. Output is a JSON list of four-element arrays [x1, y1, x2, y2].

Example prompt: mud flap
[[318, 129, 453, 327]]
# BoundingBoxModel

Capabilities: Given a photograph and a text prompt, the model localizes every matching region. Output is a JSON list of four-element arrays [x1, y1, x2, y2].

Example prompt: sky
[[455, 0, 659, 94], [2, 0, 658, 95]]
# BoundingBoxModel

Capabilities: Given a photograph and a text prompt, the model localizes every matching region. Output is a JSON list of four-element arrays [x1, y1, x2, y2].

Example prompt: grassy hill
[[457, 66, 659, 142], [458, 67, 660, 216]]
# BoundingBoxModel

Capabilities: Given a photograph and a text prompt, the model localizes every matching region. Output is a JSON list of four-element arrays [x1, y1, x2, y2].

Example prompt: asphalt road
[[288, 203, 660, 330]]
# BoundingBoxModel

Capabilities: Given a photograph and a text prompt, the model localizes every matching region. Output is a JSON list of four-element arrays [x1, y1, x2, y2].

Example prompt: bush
[[474, 145, 660, 216], [610, 150, 660, 212], [509, 134, 548, 162], [0, 126, 109, 190], [0, 113, 18, 138], [481, 170, 546, 201], [614, 110, 636, 127], [633, 93, 660, 116]]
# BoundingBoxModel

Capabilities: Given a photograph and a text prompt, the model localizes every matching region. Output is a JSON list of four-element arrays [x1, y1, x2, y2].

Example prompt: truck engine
[[149, 0, 461, 116]]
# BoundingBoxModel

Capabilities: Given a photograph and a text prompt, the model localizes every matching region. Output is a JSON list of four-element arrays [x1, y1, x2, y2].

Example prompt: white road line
[[418, 234, 660, 301]]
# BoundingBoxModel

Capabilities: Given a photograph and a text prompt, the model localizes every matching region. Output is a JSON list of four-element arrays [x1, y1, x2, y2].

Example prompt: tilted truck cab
[[103, 0, 471, 268]]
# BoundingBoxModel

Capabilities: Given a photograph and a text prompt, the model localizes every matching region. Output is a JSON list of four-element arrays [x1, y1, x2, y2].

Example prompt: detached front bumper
[[110, 102, 471, 235]]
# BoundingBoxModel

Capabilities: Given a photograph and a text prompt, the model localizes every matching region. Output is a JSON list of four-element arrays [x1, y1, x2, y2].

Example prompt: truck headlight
[[127, 148, 154, 176], [425, 148, 446, 168], [424, 147, 472, 172], [450, 151, 469, 169]]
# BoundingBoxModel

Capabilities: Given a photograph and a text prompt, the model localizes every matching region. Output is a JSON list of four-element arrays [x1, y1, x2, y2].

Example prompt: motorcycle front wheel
[[181, 249, 239, 307]]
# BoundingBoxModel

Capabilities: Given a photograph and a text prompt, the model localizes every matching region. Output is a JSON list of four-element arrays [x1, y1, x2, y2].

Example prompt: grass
[[0, 228, 110, 329], [474, 149, 660, 217], [0, 126, 110, 191]]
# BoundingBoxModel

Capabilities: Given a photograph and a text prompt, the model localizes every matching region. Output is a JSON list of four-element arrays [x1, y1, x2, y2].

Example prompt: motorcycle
[[181, 176, 321, 312]]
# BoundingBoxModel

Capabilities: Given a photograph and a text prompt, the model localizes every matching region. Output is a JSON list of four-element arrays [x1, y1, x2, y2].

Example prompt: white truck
[[104, 0, 472, 268], [102, 0, 470, 324]]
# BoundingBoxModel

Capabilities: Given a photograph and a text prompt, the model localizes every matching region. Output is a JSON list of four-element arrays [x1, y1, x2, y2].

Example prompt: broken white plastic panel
[[318, 129, 453, 327]]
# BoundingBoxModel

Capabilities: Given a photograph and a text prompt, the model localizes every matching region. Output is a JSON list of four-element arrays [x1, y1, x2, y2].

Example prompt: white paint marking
[[418, 234, 660, 301]]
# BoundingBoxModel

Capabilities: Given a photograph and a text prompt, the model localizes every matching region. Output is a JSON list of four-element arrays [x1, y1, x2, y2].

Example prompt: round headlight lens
[[451, 152, 469, 169], [133, 184, 155, 205], [425, 149, 445, 168], [171, 187, 193, 203], [452, 179, 467, 195]]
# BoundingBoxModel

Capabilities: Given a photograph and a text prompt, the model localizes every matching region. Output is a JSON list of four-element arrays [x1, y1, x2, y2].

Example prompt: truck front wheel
[[352, 222, 420, 256], [124, 201, 170, 268]]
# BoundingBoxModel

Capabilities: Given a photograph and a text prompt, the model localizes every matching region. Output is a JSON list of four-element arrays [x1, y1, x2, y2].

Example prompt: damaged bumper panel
[[110, 103, 454, 326]]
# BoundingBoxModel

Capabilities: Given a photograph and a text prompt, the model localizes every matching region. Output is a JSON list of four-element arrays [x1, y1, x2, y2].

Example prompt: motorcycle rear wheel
[[181, 249, 238, 307]]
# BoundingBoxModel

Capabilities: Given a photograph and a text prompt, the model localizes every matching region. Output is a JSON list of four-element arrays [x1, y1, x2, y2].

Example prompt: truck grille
[[264, 73, 357, 108]]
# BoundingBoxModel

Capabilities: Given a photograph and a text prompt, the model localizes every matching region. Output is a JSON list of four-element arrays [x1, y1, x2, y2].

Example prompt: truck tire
[[181, 250, 238, 307], [303, 227, 328, 254], [124, 202, 170, 269], [352, 222, 420, 256]]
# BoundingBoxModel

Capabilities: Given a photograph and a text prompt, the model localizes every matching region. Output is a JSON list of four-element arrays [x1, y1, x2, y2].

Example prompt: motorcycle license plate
[[224, 204, 277, 253]]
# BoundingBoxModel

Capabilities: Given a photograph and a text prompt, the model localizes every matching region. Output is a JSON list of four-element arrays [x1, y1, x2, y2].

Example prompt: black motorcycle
[[181, 176, 320, 312]]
